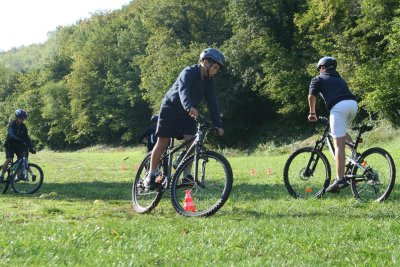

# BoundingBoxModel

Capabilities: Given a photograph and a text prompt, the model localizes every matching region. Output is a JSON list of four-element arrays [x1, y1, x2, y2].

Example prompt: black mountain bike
[[1, 148, 44, 194], [133, 115, 233, 217], [283, 117, 395, 201]]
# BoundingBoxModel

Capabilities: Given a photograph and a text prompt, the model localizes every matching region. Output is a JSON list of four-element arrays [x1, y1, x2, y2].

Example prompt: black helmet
[[15, 109, 27, 119], [151, 114, 159, 123], [199, 48, 225, 67], [316, 56, 337, 70]]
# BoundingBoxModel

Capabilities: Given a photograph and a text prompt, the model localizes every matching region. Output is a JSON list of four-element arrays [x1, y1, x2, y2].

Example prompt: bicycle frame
[[309, 118, 369, 181], [158, 118, 210, 187]]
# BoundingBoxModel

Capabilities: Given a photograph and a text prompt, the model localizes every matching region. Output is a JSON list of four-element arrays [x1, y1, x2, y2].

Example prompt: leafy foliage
[[0, 0, 399, 150]]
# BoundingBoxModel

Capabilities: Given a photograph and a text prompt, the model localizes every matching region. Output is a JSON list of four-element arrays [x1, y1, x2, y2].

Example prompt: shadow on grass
[[231, 182, 290, 200], [3, 181, 133, 201]]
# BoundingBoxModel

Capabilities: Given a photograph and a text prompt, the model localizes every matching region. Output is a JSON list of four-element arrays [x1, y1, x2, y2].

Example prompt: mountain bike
[[0, 147, 44, 194], [132, 114, 233, 217], [283, 117, 395, 201]]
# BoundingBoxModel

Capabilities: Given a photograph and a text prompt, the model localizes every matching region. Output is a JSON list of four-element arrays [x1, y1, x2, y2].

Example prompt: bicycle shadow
[[7, 181, 133, 201]]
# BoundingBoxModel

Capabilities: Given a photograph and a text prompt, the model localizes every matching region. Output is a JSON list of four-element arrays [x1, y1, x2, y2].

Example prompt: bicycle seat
[[352, 125, 373, 134]]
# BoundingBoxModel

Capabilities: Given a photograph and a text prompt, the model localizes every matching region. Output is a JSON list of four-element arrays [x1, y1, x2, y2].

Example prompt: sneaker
[[0, 175, 4, 184], [182, 175, 195, 185], [144, 171, 161, 190], [325, 177, 350, 193]]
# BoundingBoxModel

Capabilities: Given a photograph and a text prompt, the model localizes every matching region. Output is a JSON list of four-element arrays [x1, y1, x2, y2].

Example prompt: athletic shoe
[[144, 171, 161, 190], [325, 177, 350, 193]]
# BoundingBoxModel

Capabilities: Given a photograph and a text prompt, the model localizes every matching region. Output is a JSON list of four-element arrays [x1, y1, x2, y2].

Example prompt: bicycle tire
[[0, 171, 10, 194], [11, 163, 44, 194], [350, 147, 396, 202], [170, 151, 233, 217], [132, 152, 164, 213], [283, 147, 331, 199]]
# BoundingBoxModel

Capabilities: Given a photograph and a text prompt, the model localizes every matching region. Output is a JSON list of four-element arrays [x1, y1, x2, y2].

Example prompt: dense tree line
[[0, 0, 399, 150]]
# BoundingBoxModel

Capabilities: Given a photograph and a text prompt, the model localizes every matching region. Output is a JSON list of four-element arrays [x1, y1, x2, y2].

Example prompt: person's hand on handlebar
[[308, 113, 317, 122], [188, 107, 198, 118]]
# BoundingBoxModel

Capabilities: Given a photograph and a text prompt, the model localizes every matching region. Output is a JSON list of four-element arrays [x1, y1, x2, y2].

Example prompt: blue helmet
[[15, 109, 27, 119], [199, 48, 225, 67], [317, 56, 337, 70]]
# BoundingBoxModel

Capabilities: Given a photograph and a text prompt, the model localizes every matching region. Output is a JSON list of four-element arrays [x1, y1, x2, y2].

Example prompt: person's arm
[[178, 68, 194, 112], [7, 123, 20, 141], [24, 126, 35, 152], [307, 77, 320, 122], [204, 82, 223, 136], [308, 95, 317, 122]]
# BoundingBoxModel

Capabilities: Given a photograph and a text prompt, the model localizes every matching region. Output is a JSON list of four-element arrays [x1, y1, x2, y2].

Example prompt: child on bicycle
[[138, 114, 158, 152], [144, 48, 225, 190], [0, 109, 36, 183], [307, 56, 358, 192]]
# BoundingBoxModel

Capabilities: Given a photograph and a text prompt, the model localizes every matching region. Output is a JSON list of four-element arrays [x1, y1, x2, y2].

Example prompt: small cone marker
[[121, 164, 126, 171], [251, 168, 255, 176], [134, 164, 139, 171], [306, 187, 312, 193], [267, 167, 273, 176], [184, 189, 196, 212]]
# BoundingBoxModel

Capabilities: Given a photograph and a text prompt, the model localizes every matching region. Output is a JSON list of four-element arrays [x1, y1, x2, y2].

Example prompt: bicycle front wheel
[[11, 163, 44, 194], [350, 147, 396, 202], [283, 147, 331, 199], [170, 151, 233, 217], [132, 153, 163, 213]]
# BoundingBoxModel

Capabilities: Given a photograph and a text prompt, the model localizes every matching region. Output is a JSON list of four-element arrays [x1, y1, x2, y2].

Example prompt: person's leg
[[333, 136, 346, 179], [149, 137, 170, 173], [0, 158, 12, 176], [326, 100, 358, 192], [182, 135, 194, 177]]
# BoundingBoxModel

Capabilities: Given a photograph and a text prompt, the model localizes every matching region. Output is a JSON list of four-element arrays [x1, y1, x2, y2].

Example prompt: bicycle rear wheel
[[11, 163, 44, 194], [132, 153, 164, 213], [170, 151, 233, 217], [350, 147, 396, 202], [283, 147, 331, 199]]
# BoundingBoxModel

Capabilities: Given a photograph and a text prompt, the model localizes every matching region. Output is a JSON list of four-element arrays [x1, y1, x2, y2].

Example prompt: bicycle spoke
[[171, 151, 233, 217], [350, 148, 395, 202]]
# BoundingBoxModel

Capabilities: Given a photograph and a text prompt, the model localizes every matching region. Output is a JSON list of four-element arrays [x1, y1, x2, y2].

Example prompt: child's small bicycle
[[0, 148, 44, 194]]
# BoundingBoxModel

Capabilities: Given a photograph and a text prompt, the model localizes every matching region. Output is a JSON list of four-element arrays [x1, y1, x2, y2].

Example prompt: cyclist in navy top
[[144, 48, 225, 190], [0, 109, 36, 183], [308, 57, 358, 192]]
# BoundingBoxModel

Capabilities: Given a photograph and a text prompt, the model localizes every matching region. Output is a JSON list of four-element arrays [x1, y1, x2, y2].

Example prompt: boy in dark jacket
[[0, 109, 36, 183]]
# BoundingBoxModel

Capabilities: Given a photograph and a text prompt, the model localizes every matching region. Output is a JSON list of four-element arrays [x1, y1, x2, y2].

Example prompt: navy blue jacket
[[160, 64, 222, 128], [309, 70, 356, 111], [4, 120, 34, 150]]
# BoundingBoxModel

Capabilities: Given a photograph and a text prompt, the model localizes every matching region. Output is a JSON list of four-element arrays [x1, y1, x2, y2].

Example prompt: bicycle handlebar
[[318, 116, 329, 126], [195, 114, 220, 135]]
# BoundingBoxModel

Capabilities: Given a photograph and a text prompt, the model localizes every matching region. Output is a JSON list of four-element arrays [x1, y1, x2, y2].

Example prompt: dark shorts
[[156, 111, 196, 139], [5, 145, 27, 159]]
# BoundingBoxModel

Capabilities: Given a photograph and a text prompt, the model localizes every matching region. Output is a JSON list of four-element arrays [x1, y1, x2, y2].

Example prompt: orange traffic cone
[[121, 164, 126, 171], [250, 168, 255, 176], [184, 189, 196, 212]]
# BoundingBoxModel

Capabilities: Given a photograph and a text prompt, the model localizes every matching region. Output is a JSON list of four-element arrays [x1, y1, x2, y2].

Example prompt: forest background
[[0, 0, 399, 151]]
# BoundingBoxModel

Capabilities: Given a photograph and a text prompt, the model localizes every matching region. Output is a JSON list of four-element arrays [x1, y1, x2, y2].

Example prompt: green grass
[[0, 135, 399, 266]]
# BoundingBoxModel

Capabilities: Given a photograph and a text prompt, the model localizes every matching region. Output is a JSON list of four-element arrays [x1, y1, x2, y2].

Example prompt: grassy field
[[0, 131, 399, 266]]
